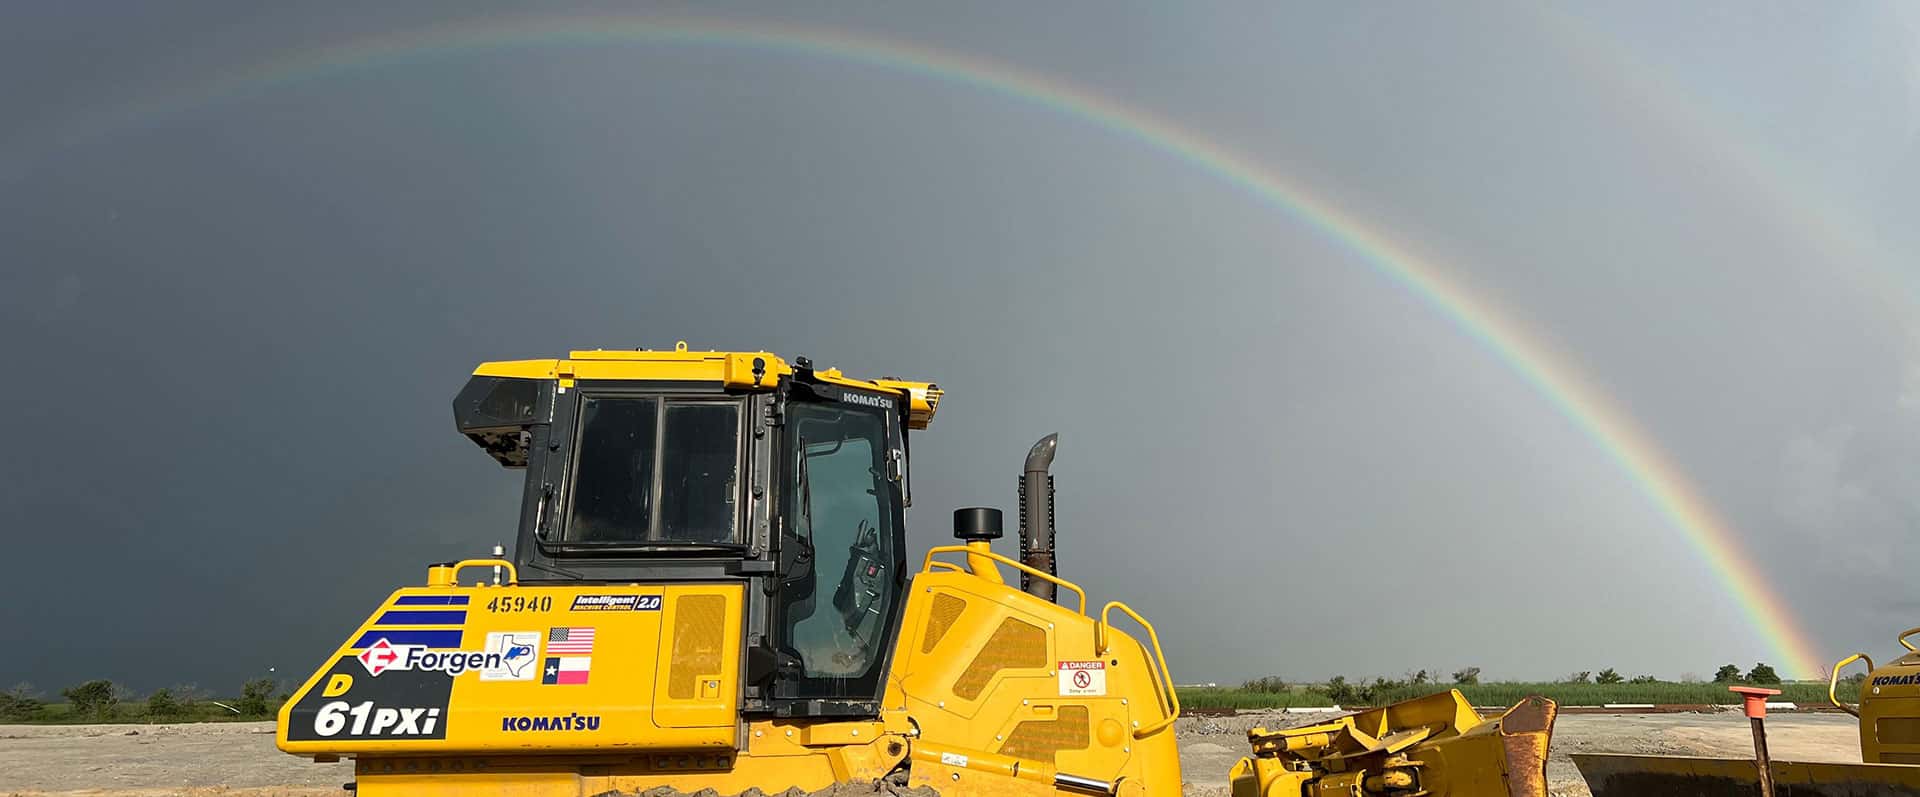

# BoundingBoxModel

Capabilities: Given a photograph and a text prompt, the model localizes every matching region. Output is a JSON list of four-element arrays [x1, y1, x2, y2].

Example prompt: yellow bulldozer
[[277, 345, 1558, 796]]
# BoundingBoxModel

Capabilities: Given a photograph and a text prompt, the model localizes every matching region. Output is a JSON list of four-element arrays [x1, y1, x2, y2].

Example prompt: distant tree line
[[1712, 663, 1782, 685], [0, 678, 286, 723], [1231, 660, 1788, 698]]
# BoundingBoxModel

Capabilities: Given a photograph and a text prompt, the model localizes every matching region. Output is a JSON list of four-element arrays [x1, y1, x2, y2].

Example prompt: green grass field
[[1177, 681, 1849, 709]]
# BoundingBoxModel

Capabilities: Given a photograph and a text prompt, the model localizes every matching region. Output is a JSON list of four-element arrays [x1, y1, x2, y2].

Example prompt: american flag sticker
[[547, 626, 596, 654]]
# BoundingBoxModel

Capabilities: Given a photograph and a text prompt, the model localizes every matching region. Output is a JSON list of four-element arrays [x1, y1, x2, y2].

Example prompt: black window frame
[[544, 390, 751, 557]]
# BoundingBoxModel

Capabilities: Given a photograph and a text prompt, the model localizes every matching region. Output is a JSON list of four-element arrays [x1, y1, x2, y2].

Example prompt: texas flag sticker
[[542, 656, 590, 685]]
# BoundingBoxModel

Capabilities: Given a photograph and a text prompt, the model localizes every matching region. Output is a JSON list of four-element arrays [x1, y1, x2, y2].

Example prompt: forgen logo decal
[[357, 631, 540, 681]]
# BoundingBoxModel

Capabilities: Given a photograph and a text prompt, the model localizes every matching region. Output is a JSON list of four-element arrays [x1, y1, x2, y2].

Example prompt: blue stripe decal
[[393, 595, 470, 606], [374, 610, 467, 626], [353, 629, 463, 649]]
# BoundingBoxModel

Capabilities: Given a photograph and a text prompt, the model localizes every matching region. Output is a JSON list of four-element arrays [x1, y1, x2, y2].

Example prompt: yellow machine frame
[[1830, 626, 1920, 765], [279, 544, 1184, 796]]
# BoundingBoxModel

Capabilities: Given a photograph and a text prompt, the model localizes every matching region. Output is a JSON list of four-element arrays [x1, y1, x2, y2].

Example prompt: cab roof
[[470, 342, 940, 429]]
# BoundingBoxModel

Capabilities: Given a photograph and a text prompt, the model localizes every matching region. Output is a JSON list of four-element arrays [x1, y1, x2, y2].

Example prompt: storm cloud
[[5, 1, 1920, 692]]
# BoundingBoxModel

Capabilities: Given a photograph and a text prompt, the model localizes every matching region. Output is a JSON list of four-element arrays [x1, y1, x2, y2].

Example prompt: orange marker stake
[[1731, 685, 1784, 797]]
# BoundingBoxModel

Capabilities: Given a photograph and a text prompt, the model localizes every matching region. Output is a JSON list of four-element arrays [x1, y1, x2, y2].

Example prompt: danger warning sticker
[[1059, 660, 1106, 696]]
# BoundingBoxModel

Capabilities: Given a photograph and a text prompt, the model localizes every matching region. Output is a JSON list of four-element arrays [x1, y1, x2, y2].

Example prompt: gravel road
[[0, 711, 1862, 797]]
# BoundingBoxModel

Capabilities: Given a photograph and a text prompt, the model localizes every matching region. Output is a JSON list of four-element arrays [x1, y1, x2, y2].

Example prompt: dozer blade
[[1231, 692, 1557, 797], [1574, 753, 1920, 797]]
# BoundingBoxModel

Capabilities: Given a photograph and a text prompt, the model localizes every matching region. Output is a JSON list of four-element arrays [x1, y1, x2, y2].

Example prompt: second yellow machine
[[277, 344, 1557, 796]]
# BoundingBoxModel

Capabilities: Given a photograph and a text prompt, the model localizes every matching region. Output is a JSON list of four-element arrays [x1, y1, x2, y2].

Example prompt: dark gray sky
[[6, 1, 1920, 694]]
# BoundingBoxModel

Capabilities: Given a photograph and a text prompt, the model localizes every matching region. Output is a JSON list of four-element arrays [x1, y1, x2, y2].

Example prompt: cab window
[[778, 400, 900, 689], [565, 396, 741, 544]]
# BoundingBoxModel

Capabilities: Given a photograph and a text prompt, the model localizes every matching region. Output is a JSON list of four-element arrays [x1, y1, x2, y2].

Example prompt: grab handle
[[1828, 652, 1874, 717], [1098, 601, 1180, 738], [427, 558, 519, 587], [922, 545, 1086, 614]]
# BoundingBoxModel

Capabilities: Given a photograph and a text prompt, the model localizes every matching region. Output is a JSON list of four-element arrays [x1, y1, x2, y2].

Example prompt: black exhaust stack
[[1018, 434, 1059, 602]]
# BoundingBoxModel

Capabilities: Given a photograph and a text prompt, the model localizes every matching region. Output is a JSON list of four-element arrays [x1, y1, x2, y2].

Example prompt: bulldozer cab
[[451, 348, 937, 717]]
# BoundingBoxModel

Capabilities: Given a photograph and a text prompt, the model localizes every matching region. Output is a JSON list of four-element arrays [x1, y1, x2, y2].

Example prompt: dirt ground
[[0, 710, 1862, 797]]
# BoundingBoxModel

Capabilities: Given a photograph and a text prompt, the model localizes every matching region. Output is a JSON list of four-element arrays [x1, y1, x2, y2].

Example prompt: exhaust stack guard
[[1018, 433, 1059, 602]]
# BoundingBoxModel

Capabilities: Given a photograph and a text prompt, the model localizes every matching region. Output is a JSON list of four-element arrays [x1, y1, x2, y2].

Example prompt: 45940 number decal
[[486, 595, 552, 613], [312, 700, 441, 738]]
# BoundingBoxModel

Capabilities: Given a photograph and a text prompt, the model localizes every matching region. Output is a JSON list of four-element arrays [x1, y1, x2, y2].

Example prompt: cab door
[[769, 385, 909, 715]]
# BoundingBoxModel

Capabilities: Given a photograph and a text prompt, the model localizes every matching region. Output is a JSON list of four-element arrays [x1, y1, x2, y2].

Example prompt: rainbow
[[1528, 4, 1915, 323], [5, 13, 1829, 677]]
